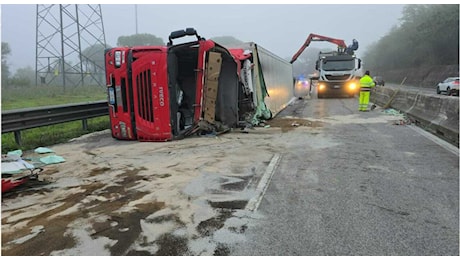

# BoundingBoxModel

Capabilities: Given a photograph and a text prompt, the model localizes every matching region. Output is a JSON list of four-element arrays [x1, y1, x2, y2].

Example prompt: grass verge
[[2, 85, 110, 153], [1, 116, 110, 154]]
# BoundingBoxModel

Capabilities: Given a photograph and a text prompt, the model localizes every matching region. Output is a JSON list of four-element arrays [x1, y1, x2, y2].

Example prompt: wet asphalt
[[230, 95, 459, 256]]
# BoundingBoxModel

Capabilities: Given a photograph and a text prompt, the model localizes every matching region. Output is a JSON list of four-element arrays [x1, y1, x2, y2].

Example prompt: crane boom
[[290, 33, 347, 64]]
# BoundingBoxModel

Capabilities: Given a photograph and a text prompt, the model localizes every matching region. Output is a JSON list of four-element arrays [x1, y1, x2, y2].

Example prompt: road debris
[[1, 148, 65, 194]]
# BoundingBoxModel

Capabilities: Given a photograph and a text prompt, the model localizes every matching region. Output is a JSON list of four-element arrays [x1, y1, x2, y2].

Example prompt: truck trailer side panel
[[255, 44, 295, 118], [229, 42, 295, 124]]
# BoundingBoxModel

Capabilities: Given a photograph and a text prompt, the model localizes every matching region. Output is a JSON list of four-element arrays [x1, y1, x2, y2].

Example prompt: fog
[[1, 3, 406, 73]]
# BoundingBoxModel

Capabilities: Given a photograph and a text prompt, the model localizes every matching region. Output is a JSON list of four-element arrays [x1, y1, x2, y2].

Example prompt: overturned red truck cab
[[105, 28, 297, 142], [105, 28, 243, 141]]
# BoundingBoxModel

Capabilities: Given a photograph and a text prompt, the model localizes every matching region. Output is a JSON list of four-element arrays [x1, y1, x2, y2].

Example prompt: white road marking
[[245, 153, 281, 212], [408, 125, 459, 156]]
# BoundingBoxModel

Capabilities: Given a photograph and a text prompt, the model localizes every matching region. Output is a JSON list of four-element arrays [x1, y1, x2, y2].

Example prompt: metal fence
[[2, 100, 109, 145]]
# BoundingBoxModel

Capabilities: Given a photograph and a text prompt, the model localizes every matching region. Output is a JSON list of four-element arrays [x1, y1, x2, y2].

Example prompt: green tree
[[117, 33, 164, 47], [82, 43, 112, 74], [2, 42, 11, 86], [10, 66, 35, 87], [363, 4, 459, 71]]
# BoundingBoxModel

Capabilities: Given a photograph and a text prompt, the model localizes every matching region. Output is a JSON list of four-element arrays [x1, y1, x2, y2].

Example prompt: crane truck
[[290, 33, 362, 98]]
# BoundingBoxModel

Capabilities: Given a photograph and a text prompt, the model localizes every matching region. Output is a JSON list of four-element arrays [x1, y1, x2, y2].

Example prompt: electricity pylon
[[35, 4, 107, 88]]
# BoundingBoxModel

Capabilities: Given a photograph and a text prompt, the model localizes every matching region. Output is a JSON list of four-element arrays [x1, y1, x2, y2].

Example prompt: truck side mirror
[[315, 60, 319, 70], [358, 59, 362, 69]]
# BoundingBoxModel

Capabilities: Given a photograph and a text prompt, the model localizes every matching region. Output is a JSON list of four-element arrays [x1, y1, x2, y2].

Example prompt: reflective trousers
[[359, 91, 370, 111]]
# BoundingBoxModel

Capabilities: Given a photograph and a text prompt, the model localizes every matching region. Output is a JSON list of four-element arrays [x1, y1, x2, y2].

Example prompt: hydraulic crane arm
[[290, 33, 347, 64]]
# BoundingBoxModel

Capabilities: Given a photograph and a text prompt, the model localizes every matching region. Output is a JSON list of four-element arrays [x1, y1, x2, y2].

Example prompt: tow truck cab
[[315, 52, 362, 98]]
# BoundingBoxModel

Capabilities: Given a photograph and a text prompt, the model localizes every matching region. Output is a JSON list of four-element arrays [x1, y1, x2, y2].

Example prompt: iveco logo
[[159, 86, 165, 106]]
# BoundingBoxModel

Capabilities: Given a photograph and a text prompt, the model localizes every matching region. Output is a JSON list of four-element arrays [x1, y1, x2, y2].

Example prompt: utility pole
[[135, 4, 138, 34]]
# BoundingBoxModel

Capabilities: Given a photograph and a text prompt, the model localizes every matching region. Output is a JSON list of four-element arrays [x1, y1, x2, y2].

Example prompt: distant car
[[436, 77, 459, 96], [373, 76, 385, 86], [294, 77, 311, 98]]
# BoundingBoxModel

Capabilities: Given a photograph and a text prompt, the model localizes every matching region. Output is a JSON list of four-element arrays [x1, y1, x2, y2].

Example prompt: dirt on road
[[2, 116, 322, 256]]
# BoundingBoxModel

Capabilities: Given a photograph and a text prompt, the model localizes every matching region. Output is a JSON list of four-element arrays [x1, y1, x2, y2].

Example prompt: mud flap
[[203, 52, 222, 123]]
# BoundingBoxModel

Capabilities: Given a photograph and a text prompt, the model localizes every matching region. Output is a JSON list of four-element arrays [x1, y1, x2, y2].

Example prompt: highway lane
[[230, 94, 459, 256], [1, 86, 457, 256]]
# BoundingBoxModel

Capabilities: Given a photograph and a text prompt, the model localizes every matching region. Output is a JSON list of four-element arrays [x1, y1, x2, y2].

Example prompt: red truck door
[[130, 47, 172, 141], [105, 47, 136, 140]]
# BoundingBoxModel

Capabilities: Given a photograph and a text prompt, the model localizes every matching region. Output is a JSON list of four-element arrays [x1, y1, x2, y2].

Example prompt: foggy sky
[[1, 4, 406, 73]]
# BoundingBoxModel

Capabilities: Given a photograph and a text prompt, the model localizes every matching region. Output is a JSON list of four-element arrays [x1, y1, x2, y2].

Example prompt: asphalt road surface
[[230, 94, 459, 256], [2, 92, 458, 256]]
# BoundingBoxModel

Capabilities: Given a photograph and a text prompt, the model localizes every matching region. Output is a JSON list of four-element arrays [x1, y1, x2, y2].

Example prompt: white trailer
[[229, 42, 297, 125]]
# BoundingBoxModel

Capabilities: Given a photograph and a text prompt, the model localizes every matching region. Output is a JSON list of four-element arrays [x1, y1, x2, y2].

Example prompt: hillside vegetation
[[363, 4, 459, 72]]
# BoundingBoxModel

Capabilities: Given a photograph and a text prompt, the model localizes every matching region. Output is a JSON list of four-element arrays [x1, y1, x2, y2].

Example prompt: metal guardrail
[[2, 100, 109, 145]]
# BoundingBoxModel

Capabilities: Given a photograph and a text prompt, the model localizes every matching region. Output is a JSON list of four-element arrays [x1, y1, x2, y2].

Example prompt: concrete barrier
[[371, 86, 459, 147]]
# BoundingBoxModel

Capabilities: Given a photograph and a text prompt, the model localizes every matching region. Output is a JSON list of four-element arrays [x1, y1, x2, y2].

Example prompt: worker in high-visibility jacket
[[359, 70, 376, 111]]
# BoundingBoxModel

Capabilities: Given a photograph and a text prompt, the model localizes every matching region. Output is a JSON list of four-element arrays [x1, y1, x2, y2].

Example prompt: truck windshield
[[322, 59, 355, 71]]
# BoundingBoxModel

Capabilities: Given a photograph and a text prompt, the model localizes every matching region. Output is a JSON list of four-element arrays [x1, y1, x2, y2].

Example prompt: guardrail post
[[82, 119, 88, 131], [14, 131, 22, 146]]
